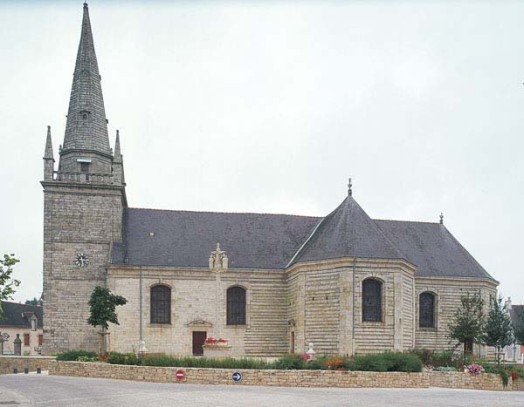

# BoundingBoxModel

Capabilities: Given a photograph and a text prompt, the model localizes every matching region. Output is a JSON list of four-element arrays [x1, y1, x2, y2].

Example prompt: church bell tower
[[41, 3, 127, 353]]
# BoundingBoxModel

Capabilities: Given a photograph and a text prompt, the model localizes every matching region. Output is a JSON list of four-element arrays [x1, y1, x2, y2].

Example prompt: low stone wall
[[49, 361, 427, 388], [0, 356, 54, 375], [429, 371, 507, 391], [47, 361, 521, 391], [512, 377, 524, 391]]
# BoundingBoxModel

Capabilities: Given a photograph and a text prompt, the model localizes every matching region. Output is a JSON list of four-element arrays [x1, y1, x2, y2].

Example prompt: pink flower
[[466, 363, 484, 375]]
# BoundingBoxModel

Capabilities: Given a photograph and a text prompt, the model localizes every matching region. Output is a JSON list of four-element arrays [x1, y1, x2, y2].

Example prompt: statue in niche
[[209, 242, 228, 272]]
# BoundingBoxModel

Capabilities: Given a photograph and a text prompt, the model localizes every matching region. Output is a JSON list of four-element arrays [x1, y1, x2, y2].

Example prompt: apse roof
[[288, 195, 404, 266]]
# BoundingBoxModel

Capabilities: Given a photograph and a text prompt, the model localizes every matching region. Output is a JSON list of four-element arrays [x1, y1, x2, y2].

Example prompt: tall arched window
[[362, 278, 382, 322], [227, 286, 246, 325], [419, 292, 436, 328], [150, 285, 171, 324]]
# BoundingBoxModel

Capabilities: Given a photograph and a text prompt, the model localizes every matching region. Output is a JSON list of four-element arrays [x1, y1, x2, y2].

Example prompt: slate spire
[[61, 2, 111, 159]]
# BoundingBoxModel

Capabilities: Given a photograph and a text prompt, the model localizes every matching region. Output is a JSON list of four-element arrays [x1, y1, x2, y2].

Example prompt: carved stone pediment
[[186, 319, 213, 327]]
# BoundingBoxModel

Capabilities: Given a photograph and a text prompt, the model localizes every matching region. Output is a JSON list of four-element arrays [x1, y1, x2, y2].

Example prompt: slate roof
[[111, 196, 495, 281], [112, 208, 321, 269], [288, 195, 405, 266], [0, 302, 43, 328], [374, 219, 495, 280]]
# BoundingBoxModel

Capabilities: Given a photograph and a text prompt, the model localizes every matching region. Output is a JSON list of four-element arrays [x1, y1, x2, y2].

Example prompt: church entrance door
[[192, 331, 207, 356]]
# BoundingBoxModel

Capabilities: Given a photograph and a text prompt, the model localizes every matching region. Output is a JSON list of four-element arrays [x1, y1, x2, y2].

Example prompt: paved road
[[0, 374, 523, 407]]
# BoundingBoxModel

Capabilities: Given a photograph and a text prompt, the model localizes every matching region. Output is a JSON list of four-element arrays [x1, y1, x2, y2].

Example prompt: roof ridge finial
[[439, 212, 444, 224], [347, 177, 352, 196]]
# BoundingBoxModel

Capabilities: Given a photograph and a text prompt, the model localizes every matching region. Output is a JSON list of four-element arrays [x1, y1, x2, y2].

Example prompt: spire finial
[[347, 178, 352, 196], [439, 212, 444, 224]]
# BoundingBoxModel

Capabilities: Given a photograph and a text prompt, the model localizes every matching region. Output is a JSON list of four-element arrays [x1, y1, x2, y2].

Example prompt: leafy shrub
[[431, 351, 457, 367], [433, 366, 457, 372], [484, 365, 512, 387], [77, 355, 100, 362], [324, 356, 347, 370], [56, 350, 98, 361], [107, 352, 140, 365], [411, 349, 470, 370], [513, 367, 524, 379], [383, 352, 423, 372], [347, 354, 387, 372], [304, 359, 325, 370], [274, 353, 305, 370]]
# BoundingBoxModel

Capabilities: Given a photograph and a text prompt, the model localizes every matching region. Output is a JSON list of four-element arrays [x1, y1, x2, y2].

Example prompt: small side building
[[0, 302, 43, 356], [505, 303, 524, 363]]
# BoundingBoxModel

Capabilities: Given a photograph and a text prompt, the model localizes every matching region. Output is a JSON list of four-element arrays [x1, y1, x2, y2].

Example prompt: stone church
[[41, 4, 497, 357]]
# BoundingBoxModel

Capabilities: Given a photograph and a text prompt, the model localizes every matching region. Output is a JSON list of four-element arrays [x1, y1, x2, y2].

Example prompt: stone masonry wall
[[352, 260, 416, 354], [286, 259, 417, 356], [42, 182, 124, 354], [48, 360, 515, 391], [414, 278, 498, 353], [429, 371, 507, 391], [108, 267, 287, 357], [0, 357, 54, 375]]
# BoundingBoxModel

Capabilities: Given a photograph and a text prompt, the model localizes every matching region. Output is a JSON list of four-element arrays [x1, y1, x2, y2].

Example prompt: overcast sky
[[1, 0, 523, 305]]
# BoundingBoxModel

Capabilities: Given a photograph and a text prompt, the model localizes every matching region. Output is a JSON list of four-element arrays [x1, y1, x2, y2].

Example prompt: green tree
[[87, 286, 127, 353], [448, 291, 485, 356], [513, 308, 524, 345], [25, 297, 42, 306], [0, 254, 20, 318], [483, 296, 514, 364]]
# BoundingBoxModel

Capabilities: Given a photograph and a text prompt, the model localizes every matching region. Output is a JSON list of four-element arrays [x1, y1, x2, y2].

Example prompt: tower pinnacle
[[44, 125, 54, 160], [43, 125, 55, 181]]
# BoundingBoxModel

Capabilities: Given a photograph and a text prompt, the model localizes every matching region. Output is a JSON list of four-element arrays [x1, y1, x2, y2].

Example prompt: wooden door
[[192, 331, 207, 356]]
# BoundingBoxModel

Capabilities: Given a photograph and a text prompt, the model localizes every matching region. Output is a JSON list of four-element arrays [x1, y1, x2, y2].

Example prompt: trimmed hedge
[[56, 350, 98, 361], [55, 350, 422, 372], [347, 352, 422, 372], [142, 355, 273, 370]]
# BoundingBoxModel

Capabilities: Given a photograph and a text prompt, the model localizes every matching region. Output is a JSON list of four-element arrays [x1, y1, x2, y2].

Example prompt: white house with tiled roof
[[41, 3, 498, 357], [0, 302, 43, 356]]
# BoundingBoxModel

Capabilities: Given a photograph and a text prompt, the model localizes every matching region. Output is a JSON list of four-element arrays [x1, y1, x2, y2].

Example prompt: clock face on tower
[[74, 253, 89, 267]]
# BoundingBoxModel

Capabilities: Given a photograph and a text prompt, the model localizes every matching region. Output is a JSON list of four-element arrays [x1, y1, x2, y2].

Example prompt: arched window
[[227, 286, 246, 325], [362, 278, 382, 322], [150, 285, 171, 324], [419, 292, 436, 328]]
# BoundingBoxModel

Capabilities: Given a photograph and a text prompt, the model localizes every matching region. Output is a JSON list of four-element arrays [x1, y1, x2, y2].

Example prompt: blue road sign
[[232, 371, 242, 382]]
